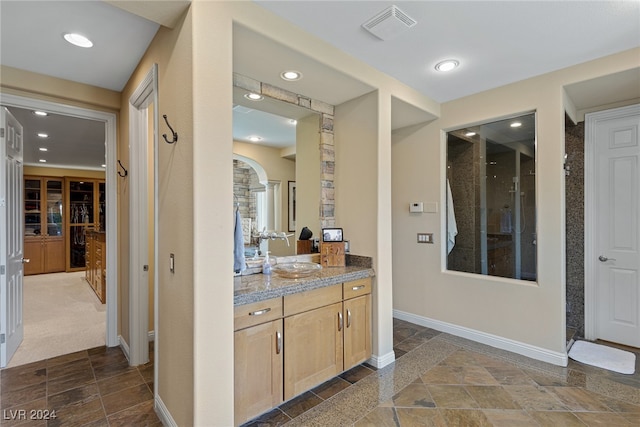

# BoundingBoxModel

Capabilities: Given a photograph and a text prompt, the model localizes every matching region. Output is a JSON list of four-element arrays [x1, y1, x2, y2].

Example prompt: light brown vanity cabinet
[[283, 284, 343, 400], [234, 277, 372, 425], [234, 298, 283, 426], [343, 278, 372, 370]]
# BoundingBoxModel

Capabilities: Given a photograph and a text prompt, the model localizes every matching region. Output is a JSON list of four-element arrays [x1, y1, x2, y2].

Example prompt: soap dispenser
[[262, 251, 273, 275]]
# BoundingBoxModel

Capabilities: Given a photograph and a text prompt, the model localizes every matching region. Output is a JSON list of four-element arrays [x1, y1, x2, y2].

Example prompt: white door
[[589, 104, 640, 348], [0, 107, 24, 367]]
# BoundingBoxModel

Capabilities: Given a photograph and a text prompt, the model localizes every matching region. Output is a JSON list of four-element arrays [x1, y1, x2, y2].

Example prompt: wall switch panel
[[417, 233, 433, 243]]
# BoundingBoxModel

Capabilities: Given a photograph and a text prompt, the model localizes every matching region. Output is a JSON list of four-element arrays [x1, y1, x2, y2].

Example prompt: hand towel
[[234, 209, 246, 272], [447, 180, 458, 254]]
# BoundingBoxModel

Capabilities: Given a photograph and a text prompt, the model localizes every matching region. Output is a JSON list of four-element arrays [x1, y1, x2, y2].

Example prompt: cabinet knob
[[347, 309, 351, 328], [21, 258, 30, 263], [351, 285, 365, 291], [338, 311, 343, 331], [276, 331, 282, 354]]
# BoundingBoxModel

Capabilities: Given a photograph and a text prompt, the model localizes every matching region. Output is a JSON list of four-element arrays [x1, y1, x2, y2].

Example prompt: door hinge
[[0, 334, 5, 344], [0, 128, 4, 138], [0, 265, 5, 275]]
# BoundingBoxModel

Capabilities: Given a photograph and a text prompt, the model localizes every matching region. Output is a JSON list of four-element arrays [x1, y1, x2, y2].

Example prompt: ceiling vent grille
[[362, 5, 417, 41]]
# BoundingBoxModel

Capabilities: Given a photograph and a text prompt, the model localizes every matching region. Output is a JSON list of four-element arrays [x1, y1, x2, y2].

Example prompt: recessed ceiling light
[[33, 111, 48, 116], [465, 131, 476, 137], [39, 147, 48, 152], [244, 93, 263, 101], [37, 133, 48, 138], [510, 122, 522, 128], [248, 136, 262, 142], [63, 33, 93, 48], [435, 59, 460, 72], [281, 70, 302, 81], [39, 159, 47, 163], [289, 119, 297, 125]]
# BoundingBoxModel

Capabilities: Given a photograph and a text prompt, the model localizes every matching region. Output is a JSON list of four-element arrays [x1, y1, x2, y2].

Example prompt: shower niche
[[446, 112, 537, 281]]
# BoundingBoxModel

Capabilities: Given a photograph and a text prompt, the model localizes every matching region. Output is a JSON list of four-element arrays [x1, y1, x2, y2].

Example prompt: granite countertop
[[234, 255, 375, 306]]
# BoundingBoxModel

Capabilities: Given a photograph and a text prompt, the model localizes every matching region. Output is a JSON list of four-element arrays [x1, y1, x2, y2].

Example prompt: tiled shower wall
[[447, 136, 480, 273], [565, 116, 585, 337]]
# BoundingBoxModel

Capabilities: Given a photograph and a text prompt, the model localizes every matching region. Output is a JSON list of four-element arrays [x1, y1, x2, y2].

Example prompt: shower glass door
[[447, 112, 537, 281]]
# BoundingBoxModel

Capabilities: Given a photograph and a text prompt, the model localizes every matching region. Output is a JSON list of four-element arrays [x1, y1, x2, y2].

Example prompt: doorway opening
[[0, 93, 118, 367]]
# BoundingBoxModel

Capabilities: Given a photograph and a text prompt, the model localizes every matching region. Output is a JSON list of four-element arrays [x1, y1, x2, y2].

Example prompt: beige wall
[[295, 113, 321, 240], [119, 8, 195, 426], [391, 48, 640, 358]]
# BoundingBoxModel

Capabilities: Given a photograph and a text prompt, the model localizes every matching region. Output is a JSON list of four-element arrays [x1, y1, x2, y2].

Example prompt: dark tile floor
[[0, 345, 159, 426]]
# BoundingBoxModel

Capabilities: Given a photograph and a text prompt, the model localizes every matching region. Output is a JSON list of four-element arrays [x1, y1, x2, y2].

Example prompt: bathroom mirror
[[233, 86, 322, 258], [446, 112, 537, 281]]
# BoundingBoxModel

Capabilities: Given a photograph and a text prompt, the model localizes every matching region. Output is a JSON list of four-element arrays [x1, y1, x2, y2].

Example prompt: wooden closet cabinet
[[85, 230, 106, 303], [23, 177, 65, 275], [65, 178, 105, 272]]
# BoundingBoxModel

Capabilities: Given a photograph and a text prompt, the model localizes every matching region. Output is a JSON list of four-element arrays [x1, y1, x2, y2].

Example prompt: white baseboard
[[155, 395, 177, 427], [367, 350, 396, 369], [394, 309, 568, 367], [118, 335, 130, 362]]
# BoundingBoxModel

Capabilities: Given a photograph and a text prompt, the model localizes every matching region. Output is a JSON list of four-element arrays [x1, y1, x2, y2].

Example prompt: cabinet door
[[344, 294, 372, 370], [234, 319, 283, 426], [44, 237, 65, 273], [23, 240, 43, 276], [284, 302, 343, 400]]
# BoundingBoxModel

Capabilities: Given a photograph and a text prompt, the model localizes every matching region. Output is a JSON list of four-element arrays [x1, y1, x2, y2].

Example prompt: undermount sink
[[272, 262, 321, 279]]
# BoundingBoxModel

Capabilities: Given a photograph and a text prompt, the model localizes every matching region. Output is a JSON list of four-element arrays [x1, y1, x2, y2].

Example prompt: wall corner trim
[[155, 395, 178, 427], [393, 310, 568, 367], [368, 350, 396, 369]]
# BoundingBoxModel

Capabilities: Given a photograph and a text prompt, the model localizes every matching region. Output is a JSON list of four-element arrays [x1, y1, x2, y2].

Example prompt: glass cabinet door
[[68, 180, 95, 269], [46, 179, 64, 236], [24, 178, 42, 237]]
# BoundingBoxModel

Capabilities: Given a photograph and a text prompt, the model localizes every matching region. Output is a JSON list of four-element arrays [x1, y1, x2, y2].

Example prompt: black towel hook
[[162, 114, 178, 144], [117, 160, 128, 178]]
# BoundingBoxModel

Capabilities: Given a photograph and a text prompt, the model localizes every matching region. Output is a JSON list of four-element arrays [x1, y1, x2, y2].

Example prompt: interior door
[[592, 104, 640, 348], [1, 107, 24, 367]]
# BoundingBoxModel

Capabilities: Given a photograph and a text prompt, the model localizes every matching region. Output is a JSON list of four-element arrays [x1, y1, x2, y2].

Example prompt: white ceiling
[[1, 0, 639, 166]]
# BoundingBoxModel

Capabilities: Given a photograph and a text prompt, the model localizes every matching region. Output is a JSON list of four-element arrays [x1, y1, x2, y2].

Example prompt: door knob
[[598, 255, 616, 262], [21, 258, 30, 263]]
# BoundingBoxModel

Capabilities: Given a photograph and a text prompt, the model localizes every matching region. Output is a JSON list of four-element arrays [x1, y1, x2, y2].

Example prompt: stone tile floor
[[0, 344, 159, 426], [246, 318, 640, 426], [2, 319, 638, 426]]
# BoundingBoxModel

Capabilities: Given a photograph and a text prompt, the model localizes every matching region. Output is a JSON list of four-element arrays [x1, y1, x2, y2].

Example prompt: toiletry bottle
[[262, 251, 272, 275]]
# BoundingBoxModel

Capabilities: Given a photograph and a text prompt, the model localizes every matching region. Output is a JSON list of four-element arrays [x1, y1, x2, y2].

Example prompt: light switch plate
[[417, 233, 433, 243]]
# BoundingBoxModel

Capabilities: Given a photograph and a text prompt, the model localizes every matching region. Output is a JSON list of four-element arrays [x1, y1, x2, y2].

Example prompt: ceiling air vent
[[362, 5, 417, 41]]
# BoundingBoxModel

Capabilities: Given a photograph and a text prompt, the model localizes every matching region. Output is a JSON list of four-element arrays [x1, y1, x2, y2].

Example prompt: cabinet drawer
[[284, 284, 342, 317], [343, 278, 371, 300], [235, 297, 283, 331]]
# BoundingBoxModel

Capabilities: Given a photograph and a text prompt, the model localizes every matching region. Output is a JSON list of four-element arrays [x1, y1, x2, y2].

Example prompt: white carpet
[[568, 340, 636, 375], [5, 271, 106, 368]]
